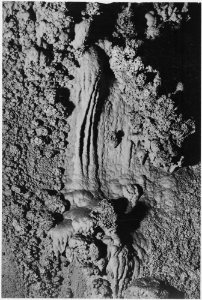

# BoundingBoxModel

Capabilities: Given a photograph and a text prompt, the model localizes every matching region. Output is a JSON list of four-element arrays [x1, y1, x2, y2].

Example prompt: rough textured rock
[[123, 277, 170, 298], [2, 2, 200, 299], [2, 238, 25, 298]]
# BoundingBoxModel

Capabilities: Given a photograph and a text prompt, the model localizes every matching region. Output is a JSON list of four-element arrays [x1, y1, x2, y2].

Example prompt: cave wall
[[2, 2, 200, 298]]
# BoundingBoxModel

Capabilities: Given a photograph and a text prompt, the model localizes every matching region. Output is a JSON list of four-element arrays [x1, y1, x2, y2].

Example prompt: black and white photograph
[[2, 1, 201, 298]]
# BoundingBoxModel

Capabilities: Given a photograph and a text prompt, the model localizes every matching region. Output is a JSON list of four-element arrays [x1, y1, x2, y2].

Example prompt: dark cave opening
[[139, 4, 201, 167], [55, 88, 75, 116], [111, 198, 150, 245]]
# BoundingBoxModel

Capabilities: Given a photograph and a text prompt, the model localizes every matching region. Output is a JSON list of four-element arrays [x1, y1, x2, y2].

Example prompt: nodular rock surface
[[2, 2, 201, 299]]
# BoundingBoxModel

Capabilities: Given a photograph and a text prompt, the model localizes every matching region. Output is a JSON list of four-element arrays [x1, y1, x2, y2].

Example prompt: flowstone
[[49, 18, 146, 298], [48, 10, 197, 298]]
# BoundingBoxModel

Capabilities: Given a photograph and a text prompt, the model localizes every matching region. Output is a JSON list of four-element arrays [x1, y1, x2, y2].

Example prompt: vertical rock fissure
[[83, 75, 100, 178], [79, 84, 95, 177]]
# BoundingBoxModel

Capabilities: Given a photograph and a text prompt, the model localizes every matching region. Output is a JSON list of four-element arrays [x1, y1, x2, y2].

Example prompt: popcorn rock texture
[[2, 2, 200, 299]]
